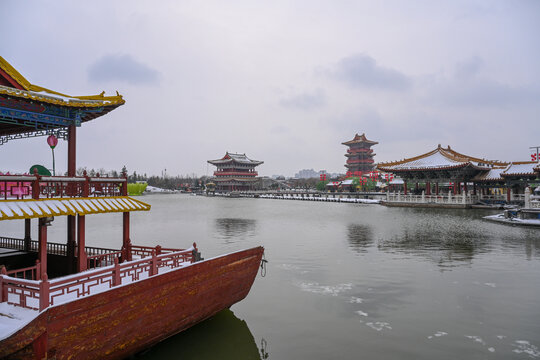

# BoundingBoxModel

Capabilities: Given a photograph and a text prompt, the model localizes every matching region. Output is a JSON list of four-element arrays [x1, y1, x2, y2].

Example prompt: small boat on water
[[483, 208, 540, 227], [0, 56, 264, 359]]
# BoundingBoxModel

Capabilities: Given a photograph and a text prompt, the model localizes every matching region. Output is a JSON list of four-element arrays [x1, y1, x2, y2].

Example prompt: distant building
[[342, 133, 378, 175], [208, 152, 263, 192]]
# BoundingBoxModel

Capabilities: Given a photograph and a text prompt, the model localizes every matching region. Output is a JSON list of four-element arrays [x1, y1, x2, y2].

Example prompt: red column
[[507, 188, 511, 203], [77, 215, 87, 272], [38, 218, 47, 280], [24, 219, 31, 251], [464, 181, 468, 193], [123, 212, 132, 261], [403, 182, 408, 195], [435, 182, 439, 195], [426, 181, 431, 195], [67, 125, 77, 273]]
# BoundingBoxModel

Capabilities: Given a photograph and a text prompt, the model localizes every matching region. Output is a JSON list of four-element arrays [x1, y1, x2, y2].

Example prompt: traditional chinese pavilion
[[0, 57, 264, 359], [0, 55, 128, 276], [342, 133, 378, 175], [377, 144, 540, 206], [208, 152, 263, 192]]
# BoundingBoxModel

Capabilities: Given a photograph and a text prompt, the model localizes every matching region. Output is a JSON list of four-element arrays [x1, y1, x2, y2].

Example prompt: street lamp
[[47, 135, 58, 176]]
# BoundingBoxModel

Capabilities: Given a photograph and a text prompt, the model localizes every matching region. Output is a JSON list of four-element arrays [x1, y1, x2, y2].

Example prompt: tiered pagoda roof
[[377, 145, 508, 173], [342, 133, 378, 146], [208, 152, 263, 166], [0, 56, 125, 140]]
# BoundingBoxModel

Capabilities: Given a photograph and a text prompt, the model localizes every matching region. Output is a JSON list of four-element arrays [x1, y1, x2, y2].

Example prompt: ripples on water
[[2, 195, 539, 359]]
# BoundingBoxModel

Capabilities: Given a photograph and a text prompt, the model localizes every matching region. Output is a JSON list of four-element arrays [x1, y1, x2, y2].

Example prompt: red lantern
[[532, 153, 537, 162], [47, 135, 58, 149]]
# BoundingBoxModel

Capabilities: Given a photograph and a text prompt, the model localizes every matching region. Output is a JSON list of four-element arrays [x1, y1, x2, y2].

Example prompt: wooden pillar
[[38, 218, 47, 280], [415, 183, 419, 192], [24, 219, 31, 252], [473, 183, 477, 195], [67, 125, 77, 273], [507, 187, 511, 203], [77, 215, 87, 272], [435, 182, 439, 195], [426, 181, 431, 195], [463, 181, 468, 193], [123, 212, 132, 261], [403, 182, 408, 195]]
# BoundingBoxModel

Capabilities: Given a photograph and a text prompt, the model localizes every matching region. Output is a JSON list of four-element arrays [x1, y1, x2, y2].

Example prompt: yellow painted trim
[[0, 56, 125, 107], [0, 196, 150, 221]]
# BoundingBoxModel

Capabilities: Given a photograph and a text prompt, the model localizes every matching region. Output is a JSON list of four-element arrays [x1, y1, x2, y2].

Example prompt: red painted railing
[[87, 251, 124, 269], [6, 261, 41, 280], [0, 244, 198, 311], [0, 173, 127, 200]]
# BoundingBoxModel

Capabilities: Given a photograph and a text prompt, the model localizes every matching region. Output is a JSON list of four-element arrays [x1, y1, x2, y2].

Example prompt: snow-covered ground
[[144, 186, 177, 194]]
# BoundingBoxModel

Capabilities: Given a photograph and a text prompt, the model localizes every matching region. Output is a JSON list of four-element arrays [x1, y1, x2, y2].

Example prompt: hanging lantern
[[47, 135, 58, 149], [47, 135, 58, 176]]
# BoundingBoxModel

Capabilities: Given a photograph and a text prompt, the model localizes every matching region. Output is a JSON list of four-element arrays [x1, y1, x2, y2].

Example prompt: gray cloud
[[329, 53, 411, 91], [88, 54, 159, 85], [425, 58, 539, 108], [280, 89, 325, 110], [454, 56, 483, 80]]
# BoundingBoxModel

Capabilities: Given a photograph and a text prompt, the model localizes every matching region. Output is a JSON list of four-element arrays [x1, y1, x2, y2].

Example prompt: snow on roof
[[341, 179, 354, 185], [377, 145, 500, 172], [472, 167, 507, 182], [502, 162, 538, 177], [208, 152, 263, 165]]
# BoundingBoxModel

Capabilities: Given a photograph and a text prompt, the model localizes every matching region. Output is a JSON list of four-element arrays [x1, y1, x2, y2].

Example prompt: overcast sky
[[1, 0, 539, 177]]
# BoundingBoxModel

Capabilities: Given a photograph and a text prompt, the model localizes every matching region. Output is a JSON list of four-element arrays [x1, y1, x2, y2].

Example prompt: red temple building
[[342, 133, 378, 175], [208, 152, 263, 192]]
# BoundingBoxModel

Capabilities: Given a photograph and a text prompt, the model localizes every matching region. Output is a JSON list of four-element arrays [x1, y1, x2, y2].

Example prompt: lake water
[[3, 194, 540, 359]]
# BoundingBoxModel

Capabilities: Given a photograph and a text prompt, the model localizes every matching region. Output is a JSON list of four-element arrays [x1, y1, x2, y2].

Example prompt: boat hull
[[0, 246, 264, 360], [483, 214, 540, 227]]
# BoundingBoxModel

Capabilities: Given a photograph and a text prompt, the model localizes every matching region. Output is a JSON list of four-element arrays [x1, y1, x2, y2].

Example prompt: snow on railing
[[0, 245, 198, 311], [385, 192, 480, 205]]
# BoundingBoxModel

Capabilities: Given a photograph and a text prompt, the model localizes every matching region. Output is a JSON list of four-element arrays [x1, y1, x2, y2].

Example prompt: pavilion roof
[[501, 162, 539, 177], [472, 167, 506, 182], [342, 133, 378, 146], [0, 196, 150, 221], [0, 56, 125, 109], [377, 145, 507, 172], [208, 152, 263, 166]]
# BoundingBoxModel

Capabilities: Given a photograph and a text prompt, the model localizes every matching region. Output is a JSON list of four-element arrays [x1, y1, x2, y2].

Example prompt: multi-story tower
[[208, 152, 263, 192], [342, 133, 378, 175]]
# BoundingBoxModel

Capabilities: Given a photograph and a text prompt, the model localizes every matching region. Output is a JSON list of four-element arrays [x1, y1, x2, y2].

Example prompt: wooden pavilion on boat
[[377, 145, 540, 207], [0, 56, 264, 359], [0, 55, 141, 278]]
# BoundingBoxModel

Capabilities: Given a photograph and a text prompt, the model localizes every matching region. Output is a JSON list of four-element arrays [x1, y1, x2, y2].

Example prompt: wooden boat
[[483, 208, 540, 227], [0, 56, 264, 359]]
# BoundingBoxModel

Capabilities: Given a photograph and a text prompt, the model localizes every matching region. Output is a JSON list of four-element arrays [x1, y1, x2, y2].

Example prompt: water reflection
[[214, 218, 257, 242], [377, 214, 491, 268], [347, 224, 374, 253], [135, 309, 265, 360]]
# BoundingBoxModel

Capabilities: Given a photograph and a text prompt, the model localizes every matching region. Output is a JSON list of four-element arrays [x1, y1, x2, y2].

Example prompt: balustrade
[[0, 245, 197, 311], [0, 174, 126, 200]]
